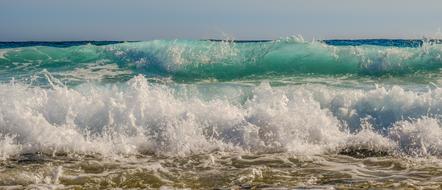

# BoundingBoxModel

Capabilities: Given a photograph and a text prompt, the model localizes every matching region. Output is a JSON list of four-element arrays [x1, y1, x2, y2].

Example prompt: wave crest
[[1, 39, 442, 83]]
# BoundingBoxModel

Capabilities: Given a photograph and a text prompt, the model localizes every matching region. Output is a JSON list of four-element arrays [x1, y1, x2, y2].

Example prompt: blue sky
[[1, 0, 441, 41]]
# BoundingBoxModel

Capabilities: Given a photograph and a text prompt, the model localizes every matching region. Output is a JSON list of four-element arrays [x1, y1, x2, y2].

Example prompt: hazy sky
[[1, 0, 442, 41]]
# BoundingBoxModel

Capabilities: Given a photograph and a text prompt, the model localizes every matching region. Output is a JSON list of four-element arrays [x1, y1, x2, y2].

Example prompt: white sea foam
[[390, 117, 442, 156], [54, 61, 132, 82], [1, 75, 442, 159], [0, 49, 8, 59], [0, 135, 20, 160]]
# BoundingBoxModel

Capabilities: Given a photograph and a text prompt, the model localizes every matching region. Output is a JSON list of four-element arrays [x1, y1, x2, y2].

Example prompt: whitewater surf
[[1, 36, 442, 189]]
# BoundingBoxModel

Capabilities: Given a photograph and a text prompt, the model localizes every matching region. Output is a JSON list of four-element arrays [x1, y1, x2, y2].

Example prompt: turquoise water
[[1, 37, 442, 84], [1, 37, 442, 189]]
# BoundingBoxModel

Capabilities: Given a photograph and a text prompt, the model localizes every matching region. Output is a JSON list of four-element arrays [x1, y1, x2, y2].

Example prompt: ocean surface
[[1, 36, 442, 189]]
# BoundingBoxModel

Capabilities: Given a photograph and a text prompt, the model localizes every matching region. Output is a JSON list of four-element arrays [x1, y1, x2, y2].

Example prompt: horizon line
[[1, 38, 442, 43]]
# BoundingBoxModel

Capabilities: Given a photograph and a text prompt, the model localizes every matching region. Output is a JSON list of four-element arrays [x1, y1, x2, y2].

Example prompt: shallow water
[[1, 153, 442, 189]]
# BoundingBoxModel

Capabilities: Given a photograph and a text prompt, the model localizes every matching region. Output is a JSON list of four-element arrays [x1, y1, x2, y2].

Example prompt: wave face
[[2, 37, 442, 188], [1, 37, 442, 84]]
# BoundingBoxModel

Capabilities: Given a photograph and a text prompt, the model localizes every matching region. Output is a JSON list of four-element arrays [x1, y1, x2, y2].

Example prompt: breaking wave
[[1, 75, 442, 159], [1, 37, 442, 83]]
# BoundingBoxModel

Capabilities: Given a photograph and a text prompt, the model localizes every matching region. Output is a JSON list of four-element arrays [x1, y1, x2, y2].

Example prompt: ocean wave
[[1, 37, 442, 83], [1, 75, 442, 159]]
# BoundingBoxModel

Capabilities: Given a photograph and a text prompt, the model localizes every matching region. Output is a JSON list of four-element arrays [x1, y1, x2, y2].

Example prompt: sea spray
[[1, 75, 442, 158]]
